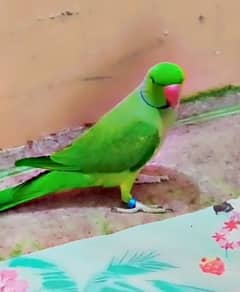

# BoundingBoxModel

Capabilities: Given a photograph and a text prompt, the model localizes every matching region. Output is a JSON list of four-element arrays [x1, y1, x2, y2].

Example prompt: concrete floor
[[0, 112, 239, 260]]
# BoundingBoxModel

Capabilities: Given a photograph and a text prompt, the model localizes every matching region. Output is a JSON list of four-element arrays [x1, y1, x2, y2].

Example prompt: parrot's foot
[[136, 174, 169, 184], [111, 198, 173, 214]]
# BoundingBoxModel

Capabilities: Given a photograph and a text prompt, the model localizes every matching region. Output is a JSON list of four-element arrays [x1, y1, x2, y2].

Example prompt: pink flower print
[[224, 220, 239, 231], [0, 269, 28, 292], [212, 232, 226, 242], [224, 241, 235, 250]]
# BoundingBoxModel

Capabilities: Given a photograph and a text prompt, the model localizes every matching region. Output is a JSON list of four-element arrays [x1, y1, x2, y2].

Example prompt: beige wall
[[0, 0, 240, 148]]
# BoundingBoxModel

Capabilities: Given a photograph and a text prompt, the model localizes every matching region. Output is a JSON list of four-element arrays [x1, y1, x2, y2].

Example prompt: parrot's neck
[[139, 78, 178, 135], [140, 78, 168, 109]]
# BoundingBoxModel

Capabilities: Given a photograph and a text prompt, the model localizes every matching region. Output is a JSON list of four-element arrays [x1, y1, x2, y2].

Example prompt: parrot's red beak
[[164, 84, 181, 109]]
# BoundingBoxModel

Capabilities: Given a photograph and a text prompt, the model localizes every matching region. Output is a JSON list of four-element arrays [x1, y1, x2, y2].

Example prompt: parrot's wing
[[49, 120, 160, 173]]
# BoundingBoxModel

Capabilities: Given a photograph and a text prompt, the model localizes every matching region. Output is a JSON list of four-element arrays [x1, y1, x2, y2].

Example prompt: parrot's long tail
[[0, 171, 99, 212]]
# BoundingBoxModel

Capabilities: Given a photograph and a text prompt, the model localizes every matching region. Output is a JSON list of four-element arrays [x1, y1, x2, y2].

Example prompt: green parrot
[[0, 62, 185, 213]]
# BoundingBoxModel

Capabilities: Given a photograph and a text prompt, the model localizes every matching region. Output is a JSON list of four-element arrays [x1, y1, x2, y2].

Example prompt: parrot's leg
[[112, 201, 173, 214], [136, 174, 169, 184], [111, 173, 173, 214]]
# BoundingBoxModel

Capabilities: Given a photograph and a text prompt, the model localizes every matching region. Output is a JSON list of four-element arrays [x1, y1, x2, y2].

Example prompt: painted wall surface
[[0, 0, 239, 148]]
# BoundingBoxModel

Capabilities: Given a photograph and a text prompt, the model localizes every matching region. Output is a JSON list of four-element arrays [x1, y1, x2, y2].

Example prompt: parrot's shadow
[[11, 165, 201, 214]]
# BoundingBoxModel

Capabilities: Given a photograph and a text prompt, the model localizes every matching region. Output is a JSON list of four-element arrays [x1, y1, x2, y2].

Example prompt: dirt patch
[[0, 114, 239, 259]]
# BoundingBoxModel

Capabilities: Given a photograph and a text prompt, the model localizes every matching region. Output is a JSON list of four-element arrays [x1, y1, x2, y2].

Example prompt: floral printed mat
[[1, 199, 240, 291]]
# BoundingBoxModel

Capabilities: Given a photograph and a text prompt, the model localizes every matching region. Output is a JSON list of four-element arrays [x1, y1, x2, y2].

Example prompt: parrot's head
[[146, 62, 185, 109]]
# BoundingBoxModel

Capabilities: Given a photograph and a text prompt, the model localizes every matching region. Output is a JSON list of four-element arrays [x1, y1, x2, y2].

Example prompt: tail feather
[[15, 156, 81, 171], [0, 171, 98, 212]]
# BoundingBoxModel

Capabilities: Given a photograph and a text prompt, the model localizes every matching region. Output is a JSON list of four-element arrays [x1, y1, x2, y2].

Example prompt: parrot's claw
[[136, 174, 169, 184], [111, 201, 173, 214]]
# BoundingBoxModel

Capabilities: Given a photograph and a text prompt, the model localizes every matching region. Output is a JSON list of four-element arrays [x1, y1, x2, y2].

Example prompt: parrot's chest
[[153, 109, 177, 152], [159, 108, 177, 136]]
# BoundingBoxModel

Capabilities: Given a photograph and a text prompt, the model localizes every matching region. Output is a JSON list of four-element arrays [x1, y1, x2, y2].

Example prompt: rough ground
[[0, 113, 239, 260]]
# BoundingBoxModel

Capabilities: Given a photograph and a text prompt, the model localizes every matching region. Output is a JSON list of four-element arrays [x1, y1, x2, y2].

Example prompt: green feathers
[[149, 62, 185, 85]]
